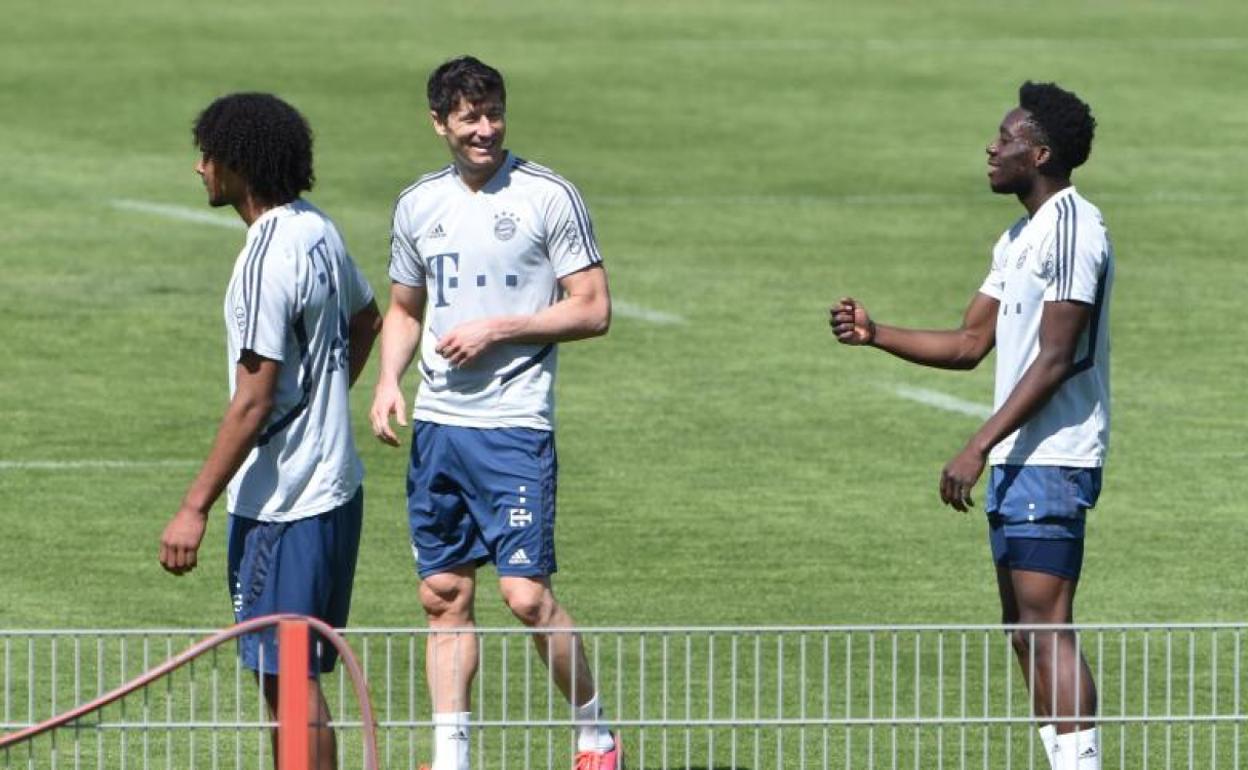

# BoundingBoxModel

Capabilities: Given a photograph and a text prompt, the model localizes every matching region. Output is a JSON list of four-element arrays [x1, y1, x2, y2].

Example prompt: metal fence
[[2, 623, 1247, 768]]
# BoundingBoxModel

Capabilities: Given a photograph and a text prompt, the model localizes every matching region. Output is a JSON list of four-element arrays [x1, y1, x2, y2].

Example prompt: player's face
[[432, 95, 506, 179], [194, 153, 247, 208], [986, 107, 1044, 195]]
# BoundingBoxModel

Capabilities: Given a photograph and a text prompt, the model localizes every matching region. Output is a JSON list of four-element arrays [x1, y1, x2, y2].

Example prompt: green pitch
[[2, 0, 1245, 630], [2, 0, 1247, 764]]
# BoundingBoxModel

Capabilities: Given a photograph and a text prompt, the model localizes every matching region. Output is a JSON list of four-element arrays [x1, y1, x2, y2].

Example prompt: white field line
[[0, 460, 198, 471], [892, 385, 992, 419], [596, 193, 954, 208], [114, 197, 684, 326], [117, 189, 1247, 227], [112, 199, 244, 230], [613, 299, 686, 325]]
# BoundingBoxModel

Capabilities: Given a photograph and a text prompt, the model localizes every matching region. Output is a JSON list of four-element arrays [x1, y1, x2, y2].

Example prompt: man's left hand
[[436, 319, 499, 367]]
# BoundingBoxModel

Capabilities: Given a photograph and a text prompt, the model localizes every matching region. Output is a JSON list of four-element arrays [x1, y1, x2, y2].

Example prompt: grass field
[[2, 0, 1248, 764]]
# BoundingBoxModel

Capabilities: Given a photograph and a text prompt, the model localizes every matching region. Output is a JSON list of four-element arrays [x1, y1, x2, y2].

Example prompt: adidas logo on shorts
[[508, 549, 531, 565]]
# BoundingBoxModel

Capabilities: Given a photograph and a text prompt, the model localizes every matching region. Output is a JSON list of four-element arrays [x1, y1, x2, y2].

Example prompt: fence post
[[279, 618, 310, 770]]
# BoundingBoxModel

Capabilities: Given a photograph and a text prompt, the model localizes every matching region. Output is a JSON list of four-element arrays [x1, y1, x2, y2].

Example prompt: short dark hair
[[1018, 81, 1096, 177], [427, 56, 506, 120], [192, 93, 314, 205]]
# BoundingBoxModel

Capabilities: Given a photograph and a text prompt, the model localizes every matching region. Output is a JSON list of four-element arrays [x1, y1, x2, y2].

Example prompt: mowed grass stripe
[[1, 0, 1244, 643]]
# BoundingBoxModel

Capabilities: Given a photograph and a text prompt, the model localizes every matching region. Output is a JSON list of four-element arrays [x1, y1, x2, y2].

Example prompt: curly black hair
[[427, 56, 506, 121], [192, 93, 314, 205], [1018, 81, 1096, 177]]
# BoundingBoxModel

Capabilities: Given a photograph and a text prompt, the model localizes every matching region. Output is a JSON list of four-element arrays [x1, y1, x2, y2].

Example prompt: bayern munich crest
[[493, 211, 518, 241]]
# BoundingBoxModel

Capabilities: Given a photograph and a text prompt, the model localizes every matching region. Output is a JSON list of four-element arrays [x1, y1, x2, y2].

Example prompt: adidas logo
[[450, 729, 468, 741], [428, 223, 446, 239], [508, 549, 530, 565], [1079, 746, 1098, 758]]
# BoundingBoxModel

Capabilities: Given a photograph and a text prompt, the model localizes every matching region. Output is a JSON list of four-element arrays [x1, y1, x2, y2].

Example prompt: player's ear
[[430, 110, 448, 136], [1032, 143, 1052, 171]]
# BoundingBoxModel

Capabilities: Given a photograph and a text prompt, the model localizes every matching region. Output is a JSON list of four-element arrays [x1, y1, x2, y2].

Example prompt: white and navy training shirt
[[389, 152, 603, 430], [979, 186, 1114, 468], [223, 199, 375, 521]]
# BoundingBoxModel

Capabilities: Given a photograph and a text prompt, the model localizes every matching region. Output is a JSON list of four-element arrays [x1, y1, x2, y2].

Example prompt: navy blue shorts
[[227, 488, 363, 674], [986, 465, 1101, 581], [407, 421, 556, 579], [988, 534, 1086, 580]]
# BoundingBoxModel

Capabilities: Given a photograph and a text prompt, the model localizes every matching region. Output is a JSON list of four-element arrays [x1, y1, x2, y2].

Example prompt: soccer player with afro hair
[[191, 92, 315, 208], [832, 82, 1113, 769], [163, 92, 381, 770]]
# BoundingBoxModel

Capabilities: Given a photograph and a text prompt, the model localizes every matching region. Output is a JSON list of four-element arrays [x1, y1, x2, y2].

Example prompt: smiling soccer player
[[369, 57, 620, 770], [831, 82, 1111, 770]]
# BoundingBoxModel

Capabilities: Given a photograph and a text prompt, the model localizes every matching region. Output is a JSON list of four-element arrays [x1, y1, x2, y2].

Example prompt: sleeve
[[229, 230, 297, 363], [343, 256, 375, 315], [1045, 203, 1108, 304], [977, 230, 1010, 300], [542, 181, 603, 278], [388, 198, 425, 287]]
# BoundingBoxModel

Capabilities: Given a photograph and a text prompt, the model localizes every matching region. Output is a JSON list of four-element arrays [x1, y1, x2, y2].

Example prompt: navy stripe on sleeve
[[1065, 199, 1079, 299], [1058, 199, 1068, 298], [237, 220, 268, 340], [241, 220, 278, 350], [389, 166, 454, 279], [1056, 196, 1079, 300], [1053, 197, 1077, 301], [394, 165, 454, 203], [512, 160, 603, 265]]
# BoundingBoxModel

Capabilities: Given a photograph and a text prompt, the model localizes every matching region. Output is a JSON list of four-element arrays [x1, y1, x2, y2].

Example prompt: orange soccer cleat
[[573, 732, 623, 770]]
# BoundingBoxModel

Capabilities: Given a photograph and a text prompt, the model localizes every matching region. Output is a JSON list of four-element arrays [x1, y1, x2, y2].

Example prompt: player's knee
[[420, 574, 473, 622], [500, 583, 555, 627], [1010, 624, 1069, 662], [1008, 627, 1032, 657]]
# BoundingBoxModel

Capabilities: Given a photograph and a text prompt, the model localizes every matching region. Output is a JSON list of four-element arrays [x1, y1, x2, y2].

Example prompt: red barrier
[[279, 618, 311, 769], [0, 614, 378, 769]]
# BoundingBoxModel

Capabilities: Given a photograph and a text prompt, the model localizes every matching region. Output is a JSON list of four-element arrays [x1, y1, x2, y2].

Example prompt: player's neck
[[233, 193, 277, 226], [456, 157, 506, 193], [1018, 177, 1071, 218]]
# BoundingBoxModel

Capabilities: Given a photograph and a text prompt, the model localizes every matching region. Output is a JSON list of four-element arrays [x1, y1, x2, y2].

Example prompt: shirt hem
[[989, 455, 1104, 468], [228, 482, 362, 522], [412, 409, 552, 431]]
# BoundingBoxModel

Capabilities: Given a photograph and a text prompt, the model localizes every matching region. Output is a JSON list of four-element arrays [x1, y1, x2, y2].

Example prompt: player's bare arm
[[346, 299, 382, 388], [159, 351, 279, 575], [939, 299, 1093, 512], [831, 292, 998, 370], [370, 283, 427, 447], [435, 264, 610, 368]]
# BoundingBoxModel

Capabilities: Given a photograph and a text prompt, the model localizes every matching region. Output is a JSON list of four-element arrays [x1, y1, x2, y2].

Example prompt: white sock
[[573, 694, 615, 753], [1039, 724, 1058, 769], [432, 712, 471, 770], [1054, 727, 1100, 770]]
